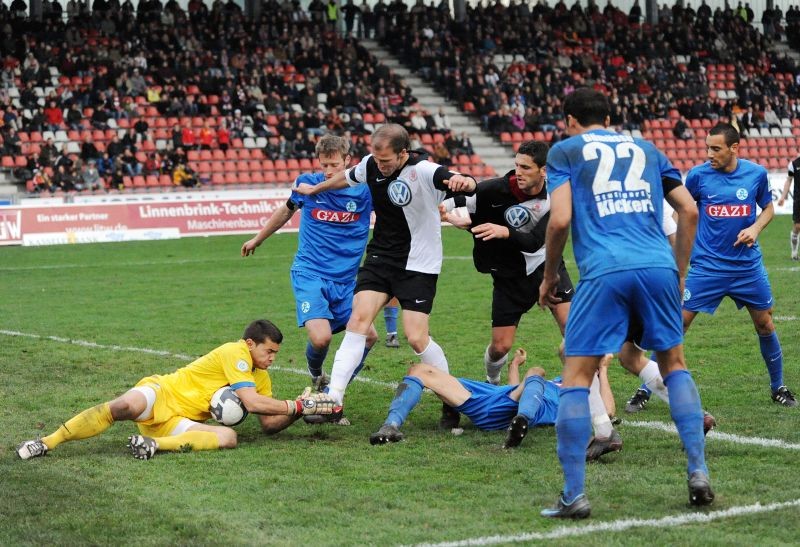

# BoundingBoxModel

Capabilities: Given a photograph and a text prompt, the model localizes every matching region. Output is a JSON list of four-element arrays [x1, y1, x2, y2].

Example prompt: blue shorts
[[683, 265, 773, 314], [564, 268, 683, 355], [453, 377, 560, 430], [291, 270, 356, 332]]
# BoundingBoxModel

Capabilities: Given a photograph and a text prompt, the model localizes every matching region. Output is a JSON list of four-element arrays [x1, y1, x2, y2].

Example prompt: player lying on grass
[[370, 348, 620, 456], [17, 320, 339, 461]]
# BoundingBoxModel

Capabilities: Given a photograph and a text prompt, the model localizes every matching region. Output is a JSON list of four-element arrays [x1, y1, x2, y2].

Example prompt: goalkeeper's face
[[248, 339, 281, 370]]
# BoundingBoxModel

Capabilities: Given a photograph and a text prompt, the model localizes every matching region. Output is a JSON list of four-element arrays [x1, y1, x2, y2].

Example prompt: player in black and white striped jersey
[[294, 124, 477, 427], [441, 140, 574, 384]]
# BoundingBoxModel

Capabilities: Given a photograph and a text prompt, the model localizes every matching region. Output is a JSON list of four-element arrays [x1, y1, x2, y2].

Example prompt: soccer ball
[[209, 386, 248, 426]]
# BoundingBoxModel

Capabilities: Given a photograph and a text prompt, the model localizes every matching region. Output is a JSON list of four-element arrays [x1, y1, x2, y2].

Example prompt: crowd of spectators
[[378, 0, 800, 141], [0, 0, 459, 192]]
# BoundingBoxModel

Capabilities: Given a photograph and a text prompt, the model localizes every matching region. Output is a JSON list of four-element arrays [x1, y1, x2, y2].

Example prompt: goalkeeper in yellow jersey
[[17, 319, 340, 461]]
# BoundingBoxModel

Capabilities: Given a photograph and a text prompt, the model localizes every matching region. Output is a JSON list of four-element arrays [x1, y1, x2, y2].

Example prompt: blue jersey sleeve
[[657, 150, 682, 182], [755, 167, 771, 208], [545, 143, 571, 193], [290, 172, 322, 208], [684, 168, 700, 200]]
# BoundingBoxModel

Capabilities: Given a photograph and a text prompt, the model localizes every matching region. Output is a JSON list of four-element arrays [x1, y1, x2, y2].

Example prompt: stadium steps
[[362, 40, 513, 177]]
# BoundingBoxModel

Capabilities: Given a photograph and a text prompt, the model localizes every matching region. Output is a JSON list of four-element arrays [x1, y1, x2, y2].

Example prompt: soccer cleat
[[17, 439, 48, 460], [688, 471, 715, 506], [586, 428, 623, 462], [503, 415, 529, 449], [703, 411, 717, 435], [385, 333, 400, 348], [540, 493, 591, 519], [772, 385, 798, 407], [369, 423, 405, 445], [439, 403, 460, 429], [793, 251, 799, 261], [625, 387, 651, 413], [311, 372, 329, 393], [128, 435, 158, 460]]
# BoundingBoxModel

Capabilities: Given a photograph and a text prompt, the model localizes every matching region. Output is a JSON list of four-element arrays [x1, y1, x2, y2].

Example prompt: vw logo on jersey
[[505, 205, 531, 228], [346, 200, 357, 212], [736, 188, 748, 200], [388, 179, 412, 207], [301, 301, 311, 313], [683, 288, 691, 301]]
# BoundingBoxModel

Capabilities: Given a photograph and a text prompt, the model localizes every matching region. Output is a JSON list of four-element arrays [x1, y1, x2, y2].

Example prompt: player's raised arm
[[293, 170, 350, 195], [664, 180, 698, 279], [241, 202, 295, 256]]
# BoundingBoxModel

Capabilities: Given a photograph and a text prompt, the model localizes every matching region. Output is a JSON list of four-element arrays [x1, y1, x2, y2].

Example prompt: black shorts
[[355, 260, 438, 314], [491, 261, 574, 327], [793, 188, 800, 223]]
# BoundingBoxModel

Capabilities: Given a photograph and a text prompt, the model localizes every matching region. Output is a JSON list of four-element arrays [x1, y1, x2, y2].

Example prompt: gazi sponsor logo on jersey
[[311, 200, 362, 223], [705, 204, 752, 217]]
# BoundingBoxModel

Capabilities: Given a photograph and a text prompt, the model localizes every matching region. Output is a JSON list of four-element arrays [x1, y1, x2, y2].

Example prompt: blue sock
[[517, 375, 546, 422], [305, 342, 328, 379], [384, 306, 398, 334], [385, 376, 424, 427], [556, 387, 591, 503], [349, 347, 371, 384], [664, 369, 707, 476], [759, 331, 784, 391]]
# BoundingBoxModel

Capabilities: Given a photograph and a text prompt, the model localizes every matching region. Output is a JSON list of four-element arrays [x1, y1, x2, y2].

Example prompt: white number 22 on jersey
[[583, 142, 651, 195]]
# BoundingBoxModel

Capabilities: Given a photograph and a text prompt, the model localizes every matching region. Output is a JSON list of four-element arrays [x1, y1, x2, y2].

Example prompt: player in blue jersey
[[683, 123, 797, 407], [241, 134, 378, 407], [538, 88, 712, 519], [369, 349, 561, 448]]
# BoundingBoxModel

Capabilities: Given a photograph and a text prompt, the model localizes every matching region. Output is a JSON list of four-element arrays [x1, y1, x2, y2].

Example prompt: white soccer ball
[[209, 386, 248, 426]]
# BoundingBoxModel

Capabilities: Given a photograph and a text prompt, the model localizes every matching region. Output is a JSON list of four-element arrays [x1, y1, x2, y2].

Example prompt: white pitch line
[[774, 315, 798, 321], [412, 498, 800, 547], [0, 329, 397, 389], [626, 420, 800, 450], [0, 255, 296, 272]]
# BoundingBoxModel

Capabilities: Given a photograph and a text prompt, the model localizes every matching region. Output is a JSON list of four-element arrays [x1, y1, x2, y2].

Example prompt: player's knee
[[109, 396, 142, 421], [307, 331, 332, 349], [523, 366, 546, 379], [489, 342, 511, 359], [217, 428, 237, 449], [406, 332, 429, 352]]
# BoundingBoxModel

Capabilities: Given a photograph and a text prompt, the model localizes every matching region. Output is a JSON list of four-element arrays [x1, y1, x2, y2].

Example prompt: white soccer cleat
[[17, 439, 48, 460], [128, 435, 158, 460]]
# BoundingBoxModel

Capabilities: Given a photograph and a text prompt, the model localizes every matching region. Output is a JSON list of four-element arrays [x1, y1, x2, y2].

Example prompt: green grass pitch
[[1, 217, 799, 545]]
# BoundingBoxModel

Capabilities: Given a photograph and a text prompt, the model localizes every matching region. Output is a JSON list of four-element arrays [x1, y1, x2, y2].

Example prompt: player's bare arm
[[507, 348, 527, 385], [735, 201, 774, 248], [443, 173, 477, 193], [293, 170, 349, 195], [664, 183, 698, 279], [779, 175, 792, 206], [235, 386, 338, 417], [439, 203, 472, 229], [241, 203, 295, 256], [539, 183, 572, 310]]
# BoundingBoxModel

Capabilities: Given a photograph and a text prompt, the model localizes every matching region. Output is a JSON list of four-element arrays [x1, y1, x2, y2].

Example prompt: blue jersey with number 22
[[546, 129, 680, 280]]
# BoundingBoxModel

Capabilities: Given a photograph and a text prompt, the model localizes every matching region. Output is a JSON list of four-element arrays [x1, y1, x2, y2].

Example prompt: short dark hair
[[708, 123, 740, 146], [562, 88, 610, 127], [243, 319, 283, 344], [315, 133, 350, 158], [372, 123, 410, 153], [517, 140, 549, 167]]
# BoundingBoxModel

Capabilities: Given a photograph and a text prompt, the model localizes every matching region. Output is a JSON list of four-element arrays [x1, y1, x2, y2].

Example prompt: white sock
[[483, 345, 508, 382], [791, 231, 799, 254], [589, 374, 613, 439], [328, 331, 367, 405], [416, 337, 449, 374], [639, 359, 670, 403]]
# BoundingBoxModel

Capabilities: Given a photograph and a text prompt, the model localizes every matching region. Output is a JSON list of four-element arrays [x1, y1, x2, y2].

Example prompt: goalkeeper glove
[[285, 392, 340, 416]]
